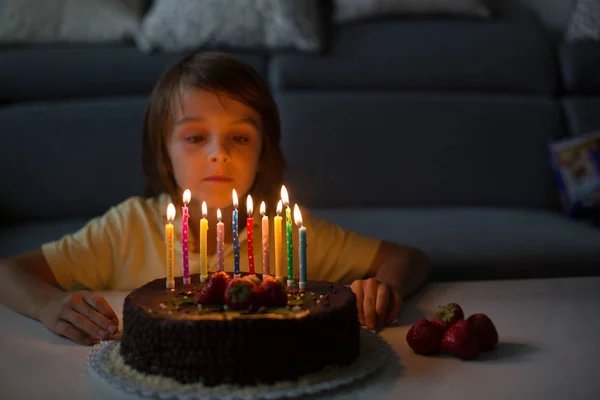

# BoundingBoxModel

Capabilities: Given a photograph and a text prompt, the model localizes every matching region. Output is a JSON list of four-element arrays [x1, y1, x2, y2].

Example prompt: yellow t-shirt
[[41, 193, 381, 291]]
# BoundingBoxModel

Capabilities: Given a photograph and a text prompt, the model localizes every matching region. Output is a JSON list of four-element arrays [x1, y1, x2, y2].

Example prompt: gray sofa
[[1, 4, 599, 282]]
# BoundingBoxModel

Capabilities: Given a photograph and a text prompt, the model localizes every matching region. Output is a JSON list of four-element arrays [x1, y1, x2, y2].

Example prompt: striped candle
[[260, 201, 270, 278]]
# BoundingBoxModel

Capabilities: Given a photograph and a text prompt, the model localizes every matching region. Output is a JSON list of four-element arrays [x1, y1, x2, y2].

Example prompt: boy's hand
[[350, 278, 402, 331], [39, 290, 119, 346]]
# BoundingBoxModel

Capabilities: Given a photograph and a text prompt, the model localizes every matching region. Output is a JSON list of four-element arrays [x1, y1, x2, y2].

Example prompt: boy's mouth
[[203, 176, 233, 182]]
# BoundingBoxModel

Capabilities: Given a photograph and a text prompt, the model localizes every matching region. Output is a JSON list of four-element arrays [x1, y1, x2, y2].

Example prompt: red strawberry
[[224, 278, 258, 310], [467, 313, 499, 351], [258, 276, 288, 307], [196, 271, 231, 305], [406, 318, 445, 355], [431, 302, 464, 331], [441, 320, 479, 360]]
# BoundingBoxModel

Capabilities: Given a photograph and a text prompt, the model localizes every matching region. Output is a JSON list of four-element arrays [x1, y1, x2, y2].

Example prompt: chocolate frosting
[[120, 273, 360, 386]]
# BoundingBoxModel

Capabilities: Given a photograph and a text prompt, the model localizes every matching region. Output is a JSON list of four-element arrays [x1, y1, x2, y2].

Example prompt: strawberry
[[467, 313, 498, 351], [431, 302, 464, 331], [257, 276, 288, 307], [224, 278, 258, 310], [196, 271, 231, 305], [441, 320, 479, 360], [406, 318, 444, 355]]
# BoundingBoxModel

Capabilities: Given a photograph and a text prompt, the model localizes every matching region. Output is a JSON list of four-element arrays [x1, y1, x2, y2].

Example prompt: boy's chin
[[193, 185, 250, 210], [194, 191, 235, 210]]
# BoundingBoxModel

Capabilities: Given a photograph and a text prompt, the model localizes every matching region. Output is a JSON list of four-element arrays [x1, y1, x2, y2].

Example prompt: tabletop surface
[[2, 276, 600, 400]]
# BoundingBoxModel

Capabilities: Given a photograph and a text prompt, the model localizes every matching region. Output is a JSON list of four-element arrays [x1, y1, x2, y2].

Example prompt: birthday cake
[[119, 272, 360, 387]]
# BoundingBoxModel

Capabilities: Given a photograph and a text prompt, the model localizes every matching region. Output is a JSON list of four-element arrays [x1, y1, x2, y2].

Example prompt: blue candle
[[232, 189, 240, 277], [294, 204, 307, 290]]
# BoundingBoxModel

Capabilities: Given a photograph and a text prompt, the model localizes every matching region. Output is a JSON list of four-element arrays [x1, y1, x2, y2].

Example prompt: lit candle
[[281, 185, 293, 288], [200, 201, 208, 282], [232, 189, 240, 278], [274, 200, 284, 283], [260, 201, 270, 279], [165, 203, 176, 289], [294, 204, 307, 290], [217, 209, 224, 272], [247, 195, 255, 276], [181, 189, 191, 285]]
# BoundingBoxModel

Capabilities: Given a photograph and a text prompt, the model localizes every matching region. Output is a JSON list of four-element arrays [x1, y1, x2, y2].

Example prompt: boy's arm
[[0, 249, 63, 320], [367, 241, 430, 299], [351, 241, 430, 330], [0, 249, 119, 345]]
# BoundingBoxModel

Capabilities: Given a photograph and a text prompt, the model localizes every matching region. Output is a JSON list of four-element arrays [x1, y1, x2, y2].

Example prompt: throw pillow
[[548, 131, 600, 216], [333, 0, 491, 23], [0, 0, 146, 44], [565, 0, 600, 42], [136, 0, 324, 53]]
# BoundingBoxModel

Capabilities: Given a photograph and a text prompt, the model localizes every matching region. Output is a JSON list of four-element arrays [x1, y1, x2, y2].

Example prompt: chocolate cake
[[120, 273, 360, 387]]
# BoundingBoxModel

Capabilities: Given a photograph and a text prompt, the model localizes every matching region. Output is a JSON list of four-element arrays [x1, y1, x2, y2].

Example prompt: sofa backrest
[[0, 8, 577, 223], [0, 46, 266, 224]]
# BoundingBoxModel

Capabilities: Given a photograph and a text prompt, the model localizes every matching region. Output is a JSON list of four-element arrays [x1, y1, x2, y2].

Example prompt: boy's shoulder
[[109, 193, 170, 221]]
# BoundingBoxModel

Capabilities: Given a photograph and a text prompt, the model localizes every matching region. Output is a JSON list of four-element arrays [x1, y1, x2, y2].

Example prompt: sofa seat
[[312, 207, 600, 281], [2, 208, 598, 282]]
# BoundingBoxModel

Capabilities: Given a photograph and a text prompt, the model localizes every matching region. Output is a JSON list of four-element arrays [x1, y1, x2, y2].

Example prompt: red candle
[[247, 195, 255, 275]]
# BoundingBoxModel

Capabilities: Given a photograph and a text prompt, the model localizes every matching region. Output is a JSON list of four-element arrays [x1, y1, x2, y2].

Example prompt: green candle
[[281, 185, 294, 288]]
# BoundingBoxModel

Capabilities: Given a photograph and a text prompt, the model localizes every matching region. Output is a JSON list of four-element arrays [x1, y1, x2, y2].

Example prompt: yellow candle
[[274, 200, 284, 282], [165, 203, 176, 289], [200, 201, 208, 282]]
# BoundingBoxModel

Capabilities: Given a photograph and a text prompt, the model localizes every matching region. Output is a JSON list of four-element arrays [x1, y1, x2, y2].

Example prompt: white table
[[2, 277, 600, 400]]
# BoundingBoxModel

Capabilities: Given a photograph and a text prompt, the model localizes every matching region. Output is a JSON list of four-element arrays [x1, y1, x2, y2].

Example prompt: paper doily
[[86, 328, 393, 400]]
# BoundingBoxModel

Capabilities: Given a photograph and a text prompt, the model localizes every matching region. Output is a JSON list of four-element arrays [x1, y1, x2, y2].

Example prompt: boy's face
[[167, 88, 262, 210]]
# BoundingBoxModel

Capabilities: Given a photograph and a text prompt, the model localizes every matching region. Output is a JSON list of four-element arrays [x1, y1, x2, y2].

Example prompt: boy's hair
[[142, 51, 285, 208]]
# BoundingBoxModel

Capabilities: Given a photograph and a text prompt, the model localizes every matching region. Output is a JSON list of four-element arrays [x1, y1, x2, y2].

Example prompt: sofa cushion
[[312, 208, 600, 281], [269, 9, 557, 94], [0, 45, 266, 103], [0, 0, 145, 45], [562, 96, 600, 135], [559, 42, 600, 94], [0, 219, 88, 258], [137, 0, 325, 53], [565, 0, 600, 42], [276, 92, 563, 210], [0, 97, 147, 223]]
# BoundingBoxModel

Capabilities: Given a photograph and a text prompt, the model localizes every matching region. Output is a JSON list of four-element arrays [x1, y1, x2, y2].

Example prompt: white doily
[[86, 328, 392, 400]]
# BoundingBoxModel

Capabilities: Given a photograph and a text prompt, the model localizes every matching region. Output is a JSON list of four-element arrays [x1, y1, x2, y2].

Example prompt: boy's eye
[[185, 135, 205, 143], [233, 135, 250, 144]]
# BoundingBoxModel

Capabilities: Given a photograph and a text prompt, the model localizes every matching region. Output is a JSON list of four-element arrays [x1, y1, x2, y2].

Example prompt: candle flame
[[260, 201, 266, 216], [246, 195, 253, 215], [217, 208, 222, 222], [182, 189, 191, 204], [293, 204, 303, 227], [280, 185, 289, 207], [202, 201, 207, 218], [232, 189, 238, 209], [276, 200, 283, 216], [167, 203, 176, 221]]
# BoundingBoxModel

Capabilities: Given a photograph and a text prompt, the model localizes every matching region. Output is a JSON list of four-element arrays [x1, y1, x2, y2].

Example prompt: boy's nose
[[208, 144, 230, 163], [210, 153, 229, 163]]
